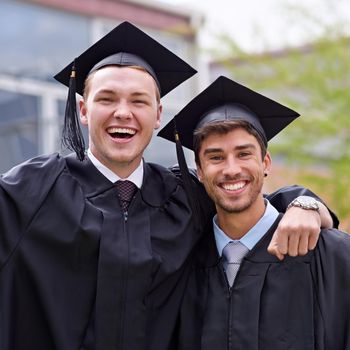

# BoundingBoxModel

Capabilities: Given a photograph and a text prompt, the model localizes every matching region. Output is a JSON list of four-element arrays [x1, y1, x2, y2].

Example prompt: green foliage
[[211, 3, 350, 230]]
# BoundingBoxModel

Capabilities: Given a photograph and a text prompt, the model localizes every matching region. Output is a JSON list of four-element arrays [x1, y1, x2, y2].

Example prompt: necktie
[[222, 241, 249, 287], [116, 180, 137, 212]]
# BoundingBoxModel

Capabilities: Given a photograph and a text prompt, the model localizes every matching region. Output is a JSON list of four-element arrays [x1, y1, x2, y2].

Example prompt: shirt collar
[[213, 199, 279, 256], [87, 149, 143, 188]]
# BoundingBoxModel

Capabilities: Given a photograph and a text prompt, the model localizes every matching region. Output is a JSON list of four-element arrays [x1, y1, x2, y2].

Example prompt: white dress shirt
[[87, 149, 143, 189]]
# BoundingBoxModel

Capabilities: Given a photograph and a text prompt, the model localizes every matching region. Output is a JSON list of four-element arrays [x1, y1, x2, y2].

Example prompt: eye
[[97, 96, 113, 103], [238, 151, 251, 158], [209, 155, 223, 162], [133, 99, 148, 105]]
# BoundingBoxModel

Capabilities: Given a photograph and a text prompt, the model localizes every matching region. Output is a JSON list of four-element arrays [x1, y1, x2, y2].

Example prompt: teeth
[[107, 127, 136, 135], [223, 181, 246, 191]]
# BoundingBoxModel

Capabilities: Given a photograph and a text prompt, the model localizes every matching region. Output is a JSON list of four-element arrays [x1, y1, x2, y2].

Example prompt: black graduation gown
[[178, 216, 350, 350], [0, 153, 337, 350], [0, 154, 200, 350]]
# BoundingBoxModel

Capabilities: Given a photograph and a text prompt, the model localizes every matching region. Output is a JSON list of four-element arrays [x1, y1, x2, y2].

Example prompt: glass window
[[0, 0, 90, 82], [0, 89, 39, 172]]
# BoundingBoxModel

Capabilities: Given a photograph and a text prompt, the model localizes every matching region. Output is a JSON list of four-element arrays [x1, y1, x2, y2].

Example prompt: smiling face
[[79, 66, 162, 177], [196, 126, 271, 217]]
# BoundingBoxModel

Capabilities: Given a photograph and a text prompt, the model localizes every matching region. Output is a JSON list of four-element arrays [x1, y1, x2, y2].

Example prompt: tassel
[[61, 60, 86, 161], [173, 120, 202, 233]]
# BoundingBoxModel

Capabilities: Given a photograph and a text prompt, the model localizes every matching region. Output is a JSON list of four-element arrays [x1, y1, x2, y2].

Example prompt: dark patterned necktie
[[222, 241, 249, 287], [116, 180, 137, 212]]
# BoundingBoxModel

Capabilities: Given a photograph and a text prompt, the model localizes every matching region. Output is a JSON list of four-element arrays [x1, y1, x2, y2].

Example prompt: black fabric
[[54, 21, 196, 98], [89, 52, 161, 92], [0, 154, 199, 350], [177, 216, 350, 350], [197, 103, 268, 146], [158, 76, 300, 150], [0, 154, 338, 350]]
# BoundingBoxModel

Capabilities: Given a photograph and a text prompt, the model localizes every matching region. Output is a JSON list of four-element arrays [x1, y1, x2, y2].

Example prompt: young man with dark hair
[[159, 76, 349, 349]]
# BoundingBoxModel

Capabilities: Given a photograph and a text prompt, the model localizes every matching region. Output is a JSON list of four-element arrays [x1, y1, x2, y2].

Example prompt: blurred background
[[0, 0, 349, 230]]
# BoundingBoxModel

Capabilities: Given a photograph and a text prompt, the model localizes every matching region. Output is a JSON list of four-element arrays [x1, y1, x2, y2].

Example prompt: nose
[[114, 101, 132, 120], [222, 155, 241, 178]]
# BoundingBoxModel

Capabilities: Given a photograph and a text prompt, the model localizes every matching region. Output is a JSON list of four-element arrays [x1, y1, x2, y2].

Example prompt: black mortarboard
[[157, 76, 300, 233], [158, 75, 300, 150], [54, 21, 197, 160]]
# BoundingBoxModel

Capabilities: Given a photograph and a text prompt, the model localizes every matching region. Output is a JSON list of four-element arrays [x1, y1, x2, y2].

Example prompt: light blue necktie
[[222, 241, 249, 287]]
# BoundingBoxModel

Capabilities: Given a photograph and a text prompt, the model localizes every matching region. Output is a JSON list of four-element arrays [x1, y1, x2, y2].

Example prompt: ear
[[79, 99, 88, 125], [154, 103, 163, 130], [263, 151, 272, 177], [196, 163, 203, 182]]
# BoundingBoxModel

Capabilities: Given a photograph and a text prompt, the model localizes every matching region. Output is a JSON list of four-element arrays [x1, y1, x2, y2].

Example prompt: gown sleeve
[[265, 184, 339, 228], [0, 154, 64, 268], [311, 228, 350, 348]]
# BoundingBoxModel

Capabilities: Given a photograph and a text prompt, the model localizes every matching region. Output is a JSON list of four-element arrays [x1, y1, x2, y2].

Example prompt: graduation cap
[[54, 21, 197, 160], [157, 75, 300, 232], [158, 75, 300, 150]]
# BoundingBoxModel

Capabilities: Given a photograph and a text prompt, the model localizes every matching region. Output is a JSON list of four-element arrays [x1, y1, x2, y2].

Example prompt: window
[[0, 90, 39, 172], [0, 0, 90, 82], [0, 0, 91, 170]]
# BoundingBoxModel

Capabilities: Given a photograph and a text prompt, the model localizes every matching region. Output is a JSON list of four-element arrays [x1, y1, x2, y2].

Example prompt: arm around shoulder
[[267, 184, 338, 227]]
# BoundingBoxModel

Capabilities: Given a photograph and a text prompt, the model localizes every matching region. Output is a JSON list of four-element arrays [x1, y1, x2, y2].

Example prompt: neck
[[110, 161, 140, 179], [89, 149, 142, 179], [216, 195, 266, 240]]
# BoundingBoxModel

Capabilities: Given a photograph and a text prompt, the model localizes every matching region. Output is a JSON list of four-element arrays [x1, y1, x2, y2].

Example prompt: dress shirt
[[87, 149, 143, 188], [213, 200, 279, 256]]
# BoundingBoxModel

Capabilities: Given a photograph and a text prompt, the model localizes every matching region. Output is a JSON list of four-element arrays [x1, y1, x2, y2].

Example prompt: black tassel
[[173, 120, 202, 233], [61, 60, 86, 161]]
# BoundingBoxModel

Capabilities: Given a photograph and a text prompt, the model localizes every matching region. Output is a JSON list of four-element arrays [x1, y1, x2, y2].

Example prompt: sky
[[160, 0, 350, 52]]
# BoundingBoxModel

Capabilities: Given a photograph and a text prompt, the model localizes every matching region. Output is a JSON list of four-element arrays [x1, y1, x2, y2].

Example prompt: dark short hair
[[193, 120, 267, 165]]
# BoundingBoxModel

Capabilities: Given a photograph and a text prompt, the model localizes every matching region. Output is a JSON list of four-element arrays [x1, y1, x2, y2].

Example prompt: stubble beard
[[206, 176, 263, 214]]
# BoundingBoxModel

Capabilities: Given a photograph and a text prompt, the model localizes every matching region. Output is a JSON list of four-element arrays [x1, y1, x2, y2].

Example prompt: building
[[0, 0, 205, 172]]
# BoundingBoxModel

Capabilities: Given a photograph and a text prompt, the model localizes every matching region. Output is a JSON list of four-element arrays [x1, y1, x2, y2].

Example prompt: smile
[[222, 181, 247, 191], [107, 127, 136, 139]]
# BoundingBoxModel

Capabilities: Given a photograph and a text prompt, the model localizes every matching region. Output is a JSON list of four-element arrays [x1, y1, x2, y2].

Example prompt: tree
[[209, 1, 350, 230]]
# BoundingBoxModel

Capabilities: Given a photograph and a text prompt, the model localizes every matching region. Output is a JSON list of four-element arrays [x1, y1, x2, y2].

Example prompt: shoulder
[[2, 153, 65, 182], [315, 228, 350, 263], [141, 162, 182, 207], [143, 162, 180, 188], [319, 228, 350, 248], [0, 153, 69, 232], [1, 153, 67, 204]]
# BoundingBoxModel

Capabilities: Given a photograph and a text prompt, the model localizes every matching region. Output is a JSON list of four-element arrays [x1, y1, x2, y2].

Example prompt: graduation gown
[[178, 216, 350, 350], [0, 153, 336, 350], [0, 153, 201, 350]]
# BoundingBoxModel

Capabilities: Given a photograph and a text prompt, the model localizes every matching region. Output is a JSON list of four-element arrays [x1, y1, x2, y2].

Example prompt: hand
[[267, 206, 321, 260]]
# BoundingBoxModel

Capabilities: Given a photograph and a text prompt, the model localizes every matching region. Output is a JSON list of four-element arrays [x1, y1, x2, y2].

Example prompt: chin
[[113, 151, 142, 164], [219, 198, 252, 214]]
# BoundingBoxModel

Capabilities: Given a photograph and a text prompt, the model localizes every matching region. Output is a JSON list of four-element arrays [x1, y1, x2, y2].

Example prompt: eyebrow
[[203, 143, 257, 156], [130, 91, 152, 98], [235, 143, 256, 151], [95, 89, 152, 99], [95, 89, 115, 95]]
